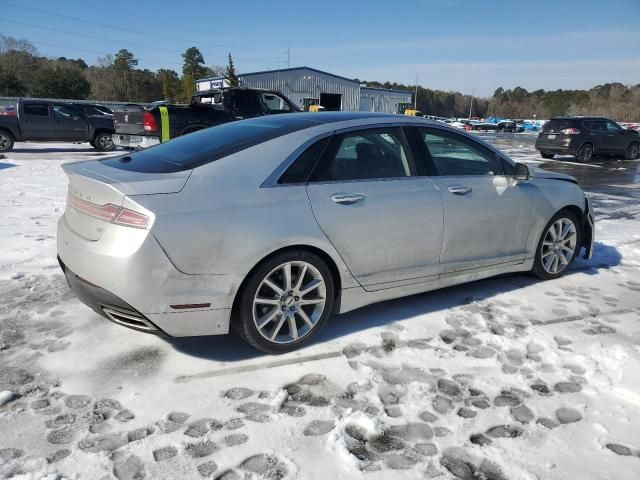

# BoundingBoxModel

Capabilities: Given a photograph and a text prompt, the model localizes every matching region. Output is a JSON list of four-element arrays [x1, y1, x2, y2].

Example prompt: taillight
[[0, 109, 16, 116], [143, 111, 157, 132], [67, 193, 149, 229], [561, 127, 581, 135], [114, 208, 149, 228]]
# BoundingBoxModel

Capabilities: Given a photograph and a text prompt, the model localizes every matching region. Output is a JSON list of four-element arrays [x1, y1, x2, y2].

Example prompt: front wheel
[[625, 142, 639, 160], [0, 130, 15, 152], [233, 251, 335, 354], [93, 132, 116, 151], [540, 152, 554, 159], [532, 210, 582, 280], [577, 143, 593, 162]]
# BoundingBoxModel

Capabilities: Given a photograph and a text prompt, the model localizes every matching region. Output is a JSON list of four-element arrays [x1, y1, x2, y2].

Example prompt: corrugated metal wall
[[239, 68, 361, 111], [360, 87, 412, 114]]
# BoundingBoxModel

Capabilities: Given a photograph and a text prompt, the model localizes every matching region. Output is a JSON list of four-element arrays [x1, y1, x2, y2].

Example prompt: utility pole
[[414, 73, 418, 110], [468, 88, 474, 119]]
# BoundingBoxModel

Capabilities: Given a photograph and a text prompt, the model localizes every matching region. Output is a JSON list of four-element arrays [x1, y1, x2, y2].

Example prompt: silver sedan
[[57, 113, 594, 353]]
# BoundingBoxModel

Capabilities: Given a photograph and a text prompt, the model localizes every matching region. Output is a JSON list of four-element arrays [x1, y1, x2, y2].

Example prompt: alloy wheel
[[0, 134, 9, 150], [627, 143, 639, 160], [578, 144, 593, 162], [252, 261, 326, 344], [99, 134, 114, 150], [541, 218, 577, 274]]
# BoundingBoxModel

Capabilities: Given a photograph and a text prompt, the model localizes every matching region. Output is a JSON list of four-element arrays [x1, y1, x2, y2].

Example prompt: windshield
[[101, 116, 312, 173]]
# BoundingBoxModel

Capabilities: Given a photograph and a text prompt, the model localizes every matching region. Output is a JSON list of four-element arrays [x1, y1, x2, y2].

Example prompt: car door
[[52, 104, 89, 141], [20, 103, 55, 140], [306, 126, 443, 289], [583, 120, 607, 152], [604, 120, 629, 155], [412, 126, 534, 274]]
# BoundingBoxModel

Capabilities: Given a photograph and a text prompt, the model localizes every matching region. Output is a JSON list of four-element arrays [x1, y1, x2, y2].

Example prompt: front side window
[[23, 104, 49, 117], [310, 128, 412, 182], [606, 121, 622, 132], [53, 105, 79, 118], [262, 93, 291, 113], [418, 128, 502, 176]]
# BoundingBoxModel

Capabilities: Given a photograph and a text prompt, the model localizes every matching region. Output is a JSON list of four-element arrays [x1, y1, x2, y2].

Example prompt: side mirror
[[514, 162, 530, 181]]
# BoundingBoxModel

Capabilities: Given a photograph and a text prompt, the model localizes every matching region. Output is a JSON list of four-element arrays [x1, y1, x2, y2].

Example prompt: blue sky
[[1, 0, 638, 96]]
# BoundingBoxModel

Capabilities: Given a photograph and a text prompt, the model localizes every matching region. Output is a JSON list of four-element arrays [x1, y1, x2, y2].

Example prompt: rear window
[[101, 116, 312, 173], [543, 119, 576, 132]]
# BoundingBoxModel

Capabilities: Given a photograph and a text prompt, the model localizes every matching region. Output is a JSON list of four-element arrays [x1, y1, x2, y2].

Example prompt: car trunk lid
[[540, 119, 576, 145], [62, 159, 191, 240]]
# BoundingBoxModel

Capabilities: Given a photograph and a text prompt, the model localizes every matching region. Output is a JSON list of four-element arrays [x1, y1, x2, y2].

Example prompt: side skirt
[[337, 259, 534, 314]]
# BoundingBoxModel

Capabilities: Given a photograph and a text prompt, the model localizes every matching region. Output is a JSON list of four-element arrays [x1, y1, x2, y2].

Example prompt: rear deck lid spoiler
[[62, 159, 192, 196]]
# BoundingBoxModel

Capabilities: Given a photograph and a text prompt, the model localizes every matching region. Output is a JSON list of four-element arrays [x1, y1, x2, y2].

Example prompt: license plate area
[[547, 134, 556, 139]]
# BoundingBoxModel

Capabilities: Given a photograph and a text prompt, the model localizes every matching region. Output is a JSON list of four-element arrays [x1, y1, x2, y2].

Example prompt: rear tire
[[0, 130, 14, 152], [93, 132, 116, 151], [233, 250, 335, 354], [532, 209, 582, 280], [577, 143, 593, 162], [540, 152, 554, 159], [625, 142, 639, 160]]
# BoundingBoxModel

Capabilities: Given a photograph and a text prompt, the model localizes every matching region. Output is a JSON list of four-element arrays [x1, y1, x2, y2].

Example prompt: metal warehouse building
[[196, 66, 411, 114]]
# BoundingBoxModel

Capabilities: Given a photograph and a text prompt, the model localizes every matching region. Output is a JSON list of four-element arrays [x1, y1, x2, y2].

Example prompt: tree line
[[362, 81, 640, 121], [0, 35, 239, 103], [1, 35, 638, 120]]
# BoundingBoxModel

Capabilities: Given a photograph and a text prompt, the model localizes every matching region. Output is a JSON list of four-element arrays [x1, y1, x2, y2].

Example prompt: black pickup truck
[[0, 100, 116, 152], [112, 87, 299, 149]]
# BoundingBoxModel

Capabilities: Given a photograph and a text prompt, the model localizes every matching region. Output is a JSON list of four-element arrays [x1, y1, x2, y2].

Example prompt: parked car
[[496, 120, 517, 133], [468, 122, 497, 132], [112, 87, 299, 149], [0, 100, 115, 152], [58, 112, 594, 354], [70, 103, 113, 117], [535, 116, 640, 161]]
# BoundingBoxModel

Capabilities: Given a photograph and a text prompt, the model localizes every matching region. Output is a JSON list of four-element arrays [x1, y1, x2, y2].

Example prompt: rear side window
[[278, 137, 329, 184], [23, 104, 49, 116], [233, 90, 262, 113], [584, 121, 605, 131], [310, 127, 412, 182], [101, 116, 313, 173]]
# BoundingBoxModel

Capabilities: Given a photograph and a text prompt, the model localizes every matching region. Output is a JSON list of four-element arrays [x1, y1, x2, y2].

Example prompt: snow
[[1, 142, 640, 479]]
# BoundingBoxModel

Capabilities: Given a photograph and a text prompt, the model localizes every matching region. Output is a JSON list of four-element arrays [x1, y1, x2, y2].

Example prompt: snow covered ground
[[1, 142, 640, 480]]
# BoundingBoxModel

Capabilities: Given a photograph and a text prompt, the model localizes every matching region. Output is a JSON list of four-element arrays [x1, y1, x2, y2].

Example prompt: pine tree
[[180, 47, 207, 102], [225, 53, 239, 87]]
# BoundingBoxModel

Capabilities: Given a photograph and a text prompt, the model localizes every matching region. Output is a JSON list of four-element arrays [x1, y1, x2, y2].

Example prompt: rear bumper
[[112, 134, 160, 149], [535, 137, 580, 155], [59, 257, 165, 335], [57, 215, 241, 336]]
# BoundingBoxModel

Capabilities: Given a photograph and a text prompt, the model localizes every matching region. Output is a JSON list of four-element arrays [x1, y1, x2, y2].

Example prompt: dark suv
[[535, 116, 640, 162]]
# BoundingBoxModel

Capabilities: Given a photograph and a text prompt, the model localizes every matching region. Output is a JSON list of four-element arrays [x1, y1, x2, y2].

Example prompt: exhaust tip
[[102, 306, 158, 332]]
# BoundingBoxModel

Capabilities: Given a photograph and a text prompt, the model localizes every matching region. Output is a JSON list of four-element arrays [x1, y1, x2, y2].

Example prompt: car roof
[[551, 116, 611, 121], [233, 112, 432, 131]]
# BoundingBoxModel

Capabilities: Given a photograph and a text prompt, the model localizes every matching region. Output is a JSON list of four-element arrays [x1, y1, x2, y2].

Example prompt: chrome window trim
[[263, 121, 419, 188], [262, 120, 517, 188]]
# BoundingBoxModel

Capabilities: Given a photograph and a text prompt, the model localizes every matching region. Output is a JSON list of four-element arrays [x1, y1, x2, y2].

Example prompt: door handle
[[447, 186, 472, 195], [330, 193, 365, 205]]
